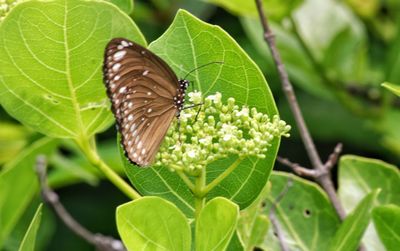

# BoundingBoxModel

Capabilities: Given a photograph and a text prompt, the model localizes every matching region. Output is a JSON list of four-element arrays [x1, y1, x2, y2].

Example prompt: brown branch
[[254, 0, 346, 220], [276, 156, 318, 177], [35, 155, 126, 251], [324, 143, 343, 170]]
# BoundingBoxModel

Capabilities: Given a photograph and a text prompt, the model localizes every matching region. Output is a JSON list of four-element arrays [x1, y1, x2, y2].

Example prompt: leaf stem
[[176, 170, 195, 191], [201, 157, 243, 196], [76, 137, 141, 200], [194, 168, 206, 220]]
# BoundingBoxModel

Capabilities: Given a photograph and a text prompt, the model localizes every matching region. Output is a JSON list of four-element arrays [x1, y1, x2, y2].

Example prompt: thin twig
[[324, 143, 343, 170], [35, 155, 126, 251], [269, 178, 293, 251], [254, 0, 346, 219], [276, 156, 318, 177]]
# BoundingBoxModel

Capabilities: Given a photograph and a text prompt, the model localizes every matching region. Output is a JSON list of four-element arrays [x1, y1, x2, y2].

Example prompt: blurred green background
[[1, 0, 400, 250]]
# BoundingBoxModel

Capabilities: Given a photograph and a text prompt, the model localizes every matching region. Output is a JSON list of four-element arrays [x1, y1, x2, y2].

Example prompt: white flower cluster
[[155, 92, 291, 175]]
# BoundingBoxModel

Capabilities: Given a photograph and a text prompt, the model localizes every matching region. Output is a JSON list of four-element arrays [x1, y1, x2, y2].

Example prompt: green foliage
[[108, 0, 133, 14], [382, 82, 400, 97], [18, 204, 42, 251], [263, 172, 341, 251], [338, 155, 400, 250], [125, 9, 281, 217], [0, 123, 30, 164], [205, 0, 303, 20], [327, 190, 379, 251], [372, 204, 400, 251], [0, 0, 399, 250], [116, 197, 191, 251], [0, 138, 57, 247], [196, 197, 239, 251], [0, 0, 145, 139], [237, 183, 270, 250]]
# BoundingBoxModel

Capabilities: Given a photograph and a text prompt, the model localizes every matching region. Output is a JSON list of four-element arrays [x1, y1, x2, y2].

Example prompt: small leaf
[[0, 0, 145, 139], [237, 183, 270, 250], [18, 204, 42, 251], [382, 82, 400, 97], [125, 9, 280, 218], [263, 172, 341, 251], [116, 197, 191, 251], [338, 155, 400, 251], [372, 205, 400, 251], [0, 137, 57, 248], [196, 197, 239, 251], [328, 190, 379, 251]]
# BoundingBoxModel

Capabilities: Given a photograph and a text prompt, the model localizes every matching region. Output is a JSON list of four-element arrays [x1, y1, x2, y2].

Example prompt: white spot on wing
[[147, 108, 152, 113], [119, 87, 127, 93], [113, 51, 126, 61], [121, 40, 129, 47], [143, 70, 149, 76], [128, 114, 133, 121], [112, 63, 121, 72]]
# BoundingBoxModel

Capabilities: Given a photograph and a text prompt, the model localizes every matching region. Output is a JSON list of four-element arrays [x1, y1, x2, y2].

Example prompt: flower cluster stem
[[194, 168, 206, 220], [201, 157, 243, 196]]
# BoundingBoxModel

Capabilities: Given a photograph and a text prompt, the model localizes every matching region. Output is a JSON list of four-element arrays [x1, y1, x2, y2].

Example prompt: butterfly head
[[179, 79, 190, 90]]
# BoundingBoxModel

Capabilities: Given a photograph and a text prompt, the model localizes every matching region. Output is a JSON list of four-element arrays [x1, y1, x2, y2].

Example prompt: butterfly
[[103, 38, 189, 167]]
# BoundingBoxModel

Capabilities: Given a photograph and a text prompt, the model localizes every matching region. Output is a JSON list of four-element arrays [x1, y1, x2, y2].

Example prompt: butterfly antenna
[[183, 61, 224, 80]]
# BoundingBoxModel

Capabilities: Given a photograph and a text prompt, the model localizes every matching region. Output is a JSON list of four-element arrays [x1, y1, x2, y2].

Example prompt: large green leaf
[[18, 204, 42, 251], [0, 137, 57, 248], [263, 172, 340, 251], [0, 0, 145, 139], [338, 155, 400, 251], [116, 196, 191, 251], [196, 197, 239, 251], [372, 204, 400, 251], [327, 190, 379, 251], [124, 10, 280, 217]]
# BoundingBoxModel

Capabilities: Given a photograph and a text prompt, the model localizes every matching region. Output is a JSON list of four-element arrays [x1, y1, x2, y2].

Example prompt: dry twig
[[35, 155, 126, 251], [254, 0, 346, 220]]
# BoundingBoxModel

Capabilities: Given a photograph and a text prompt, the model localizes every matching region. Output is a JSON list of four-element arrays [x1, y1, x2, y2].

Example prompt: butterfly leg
[[182, 102, 204, 123]]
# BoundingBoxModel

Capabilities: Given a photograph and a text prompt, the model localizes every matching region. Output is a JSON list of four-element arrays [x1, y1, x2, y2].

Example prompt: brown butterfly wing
[[103, 38, 179, 167]]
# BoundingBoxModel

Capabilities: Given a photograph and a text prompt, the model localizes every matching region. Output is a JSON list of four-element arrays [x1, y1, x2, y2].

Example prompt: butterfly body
[[103, 38, 188, 167]]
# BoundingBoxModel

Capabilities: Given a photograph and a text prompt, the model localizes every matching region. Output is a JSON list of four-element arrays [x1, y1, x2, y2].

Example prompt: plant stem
[[201, 157, 243, 196], [76, 137, 141, 200], [176, 170, 195, 191], [194, 168, 206, 220], [254, 0, 346, 219]]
